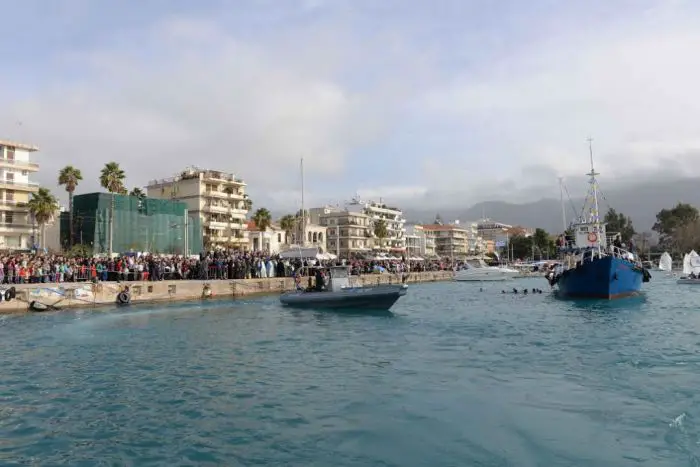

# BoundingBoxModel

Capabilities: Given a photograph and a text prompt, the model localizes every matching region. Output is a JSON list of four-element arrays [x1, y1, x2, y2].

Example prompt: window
[[5, 212, 13, 224], [5, 172, 13, 183], [6, 148, 14, 160], [21, 170, 27, 176], [5, 190, 13, 201]]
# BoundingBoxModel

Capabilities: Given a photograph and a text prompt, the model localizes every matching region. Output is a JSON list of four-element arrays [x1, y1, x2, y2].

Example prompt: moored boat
[[658, 252, 673, 273], [280, 265, 408, 310], [454, 259, 519, 281], [545, 139, 649, 299], [677, 250, 700, 284]]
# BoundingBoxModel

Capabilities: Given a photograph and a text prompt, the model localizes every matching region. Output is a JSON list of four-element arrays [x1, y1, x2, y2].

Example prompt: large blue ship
[[545, 140, 650, 299]]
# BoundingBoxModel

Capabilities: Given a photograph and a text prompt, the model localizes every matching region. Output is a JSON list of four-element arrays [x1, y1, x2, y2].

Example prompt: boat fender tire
[[4, 288, 13, 302], [8, 286, 16, 300], [117, 292, 131, 305]]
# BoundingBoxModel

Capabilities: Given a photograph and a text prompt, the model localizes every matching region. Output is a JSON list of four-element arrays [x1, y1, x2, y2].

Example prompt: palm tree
[[129, 187, 145, 198], [374, 219, 388, 249], [279, 214, 295, 244], [99, 162, 126, 255], [252, 207, 272, 251], [26, 188, 59, 250], [57, 165, 83, 248]]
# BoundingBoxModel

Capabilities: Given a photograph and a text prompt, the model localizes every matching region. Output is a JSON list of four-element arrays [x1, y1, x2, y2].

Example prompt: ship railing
[[608, 245, 644, 268]]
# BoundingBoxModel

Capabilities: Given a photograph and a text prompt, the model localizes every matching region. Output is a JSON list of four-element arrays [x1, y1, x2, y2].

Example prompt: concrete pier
[[0, 271, 455, 314]]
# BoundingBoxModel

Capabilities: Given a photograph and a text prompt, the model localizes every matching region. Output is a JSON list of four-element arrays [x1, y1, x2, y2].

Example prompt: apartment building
[[147, 167, 249, 249], [461, 220, 488, 253], [319, 210, 371, 258], [476, 219, 512, 243], [420, 223, 470, 258], [405, 224, 436, 257], [0, 140, 40, 250], [347, 197, 406, 251]]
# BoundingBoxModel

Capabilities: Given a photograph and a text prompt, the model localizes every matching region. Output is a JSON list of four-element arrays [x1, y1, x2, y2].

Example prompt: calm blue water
[[1, 276, 700, 466]]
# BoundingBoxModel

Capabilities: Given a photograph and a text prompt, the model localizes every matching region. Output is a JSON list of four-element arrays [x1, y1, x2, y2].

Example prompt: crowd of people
[[0, 250, 455, 284]]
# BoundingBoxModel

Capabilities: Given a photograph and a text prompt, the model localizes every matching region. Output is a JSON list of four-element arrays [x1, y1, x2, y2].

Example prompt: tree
[[129, 187, 145, 198], [634, 231, 653, 259], [99, 162, 126, 256], [653, 203, 699, 248], [532, 228, 555, 259], [508, 235, 531, 260], [373, 219, 388, 248], [58, 165, 83, 248], [603, 208, 636, 243], [674, 220, 700, 253], [279, 214, 296, 244], [252, 208, 272, 251], [26, 188, 59, 250]]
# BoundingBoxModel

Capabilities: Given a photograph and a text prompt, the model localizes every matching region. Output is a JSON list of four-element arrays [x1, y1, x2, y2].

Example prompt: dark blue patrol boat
[[545, 140, 650, 299]]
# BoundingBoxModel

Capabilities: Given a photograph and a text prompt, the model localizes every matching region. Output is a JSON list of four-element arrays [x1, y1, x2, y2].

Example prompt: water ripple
[[1, 277, 700, 465]]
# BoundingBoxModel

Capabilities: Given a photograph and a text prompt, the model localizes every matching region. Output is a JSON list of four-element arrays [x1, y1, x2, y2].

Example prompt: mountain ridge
[[402, 177, 700, 234]]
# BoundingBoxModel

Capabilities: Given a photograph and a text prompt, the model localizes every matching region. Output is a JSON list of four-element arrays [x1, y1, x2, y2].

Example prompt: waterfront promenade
[[0, 270, 454, 313]]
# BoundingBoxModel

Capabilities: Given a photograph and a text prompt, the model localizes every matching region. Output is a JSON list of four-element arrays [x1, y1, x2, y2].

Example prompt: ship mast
[[587, 137, 602, 255], [300, 157, 306, 247], [558, 177, 567, 232]]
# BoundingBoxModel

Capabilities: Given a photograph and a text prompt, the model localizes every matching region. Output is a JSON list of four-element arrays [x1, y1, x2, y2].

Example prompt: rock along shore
[[0, 271, 455, 314]]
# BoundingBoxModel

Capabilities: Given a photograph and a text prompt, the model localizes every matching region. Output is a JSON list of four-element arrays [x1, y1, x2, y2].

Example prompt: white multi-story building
[[405, 223, 436, 257], [319, 210, 371, 258], [346, 196, 406, 251], [246, 220, 285, 253], [421, 223, 470, 258], [147, 167, 249, 249], [0, 140, 40, 250]]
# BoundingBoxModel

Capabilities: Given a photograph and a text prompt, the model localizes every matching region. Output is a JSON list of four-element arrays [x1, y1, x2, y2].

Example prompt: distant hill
[[403, 177, 700, 233]]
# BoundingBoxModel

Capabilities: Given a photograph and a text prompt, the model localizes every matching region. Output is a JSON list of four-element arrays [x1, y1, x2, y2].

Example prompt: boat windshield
[[330, 266, 349, 279]]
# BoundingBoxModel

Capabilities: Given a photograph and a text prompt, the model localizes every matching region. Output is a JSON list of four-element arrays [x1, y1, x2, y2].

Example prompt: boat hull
[[279, 284, 407, 310], [677, 278, 700, 285], [555, 256, 643, 299]]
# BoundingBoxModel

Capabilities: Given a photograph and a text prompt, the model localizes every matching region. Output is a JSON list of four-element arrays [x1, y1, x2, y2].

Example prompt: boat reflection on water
[[280, 265, 408, 311]]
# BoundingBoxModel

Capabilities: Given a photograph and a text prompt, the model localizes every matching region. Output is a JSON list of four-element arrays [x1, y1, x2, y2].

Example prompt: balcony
[[203, 190, 245, 200], [0, 200, 29, 210], [0, 159, 39, 172], [0, 180, 39, 191], [0, 222, 32, 232]]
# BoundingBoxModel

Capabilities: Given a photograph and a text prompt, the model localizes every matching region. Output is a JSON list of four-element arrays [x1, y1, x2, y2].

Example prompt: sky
[[2, 0, 700, 214]]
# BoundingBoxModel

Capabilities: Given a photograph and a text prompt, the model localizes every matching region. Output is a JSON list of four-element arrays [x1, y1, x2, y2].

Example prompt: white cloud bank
[[2, 1, 700, 213]]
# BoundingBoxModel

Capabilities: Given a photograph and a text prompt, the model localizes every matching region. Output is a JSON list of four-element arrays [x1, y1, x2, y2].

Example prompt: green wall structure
[[61, 193, 203, 255]]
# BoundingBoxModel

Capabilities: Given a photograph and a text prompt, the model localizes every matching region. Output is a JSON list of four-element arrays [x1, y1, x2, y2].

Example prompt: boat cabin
[[303, 265, 353, 292], [327, 265, 351, 291], [572, 221, 608, 249]]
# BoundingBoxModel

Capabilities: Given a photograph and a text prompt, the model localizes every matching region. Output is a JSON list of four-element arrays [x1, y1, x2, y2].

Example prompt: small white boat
[[280, 265, 408, 310], [677, 250, 700, 284], [658, 252, 672, 272], [454, 259, 519, 282]]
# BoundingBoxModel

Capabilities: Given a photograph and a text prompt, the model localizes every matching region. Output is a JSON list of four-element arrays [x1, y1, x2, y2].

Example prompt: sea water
[[1, 275, 699, 466]]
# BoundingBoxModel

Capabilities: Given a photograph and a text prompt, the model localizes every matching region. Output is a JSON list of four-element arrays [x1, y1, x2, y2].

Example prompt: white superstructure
[[454, 259, 520, 281]]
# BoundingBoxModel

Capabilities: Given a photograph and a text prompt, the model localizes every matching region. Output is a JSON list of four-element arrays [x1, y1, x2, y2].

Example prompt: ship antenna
[[587, 137, 602, 255]]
